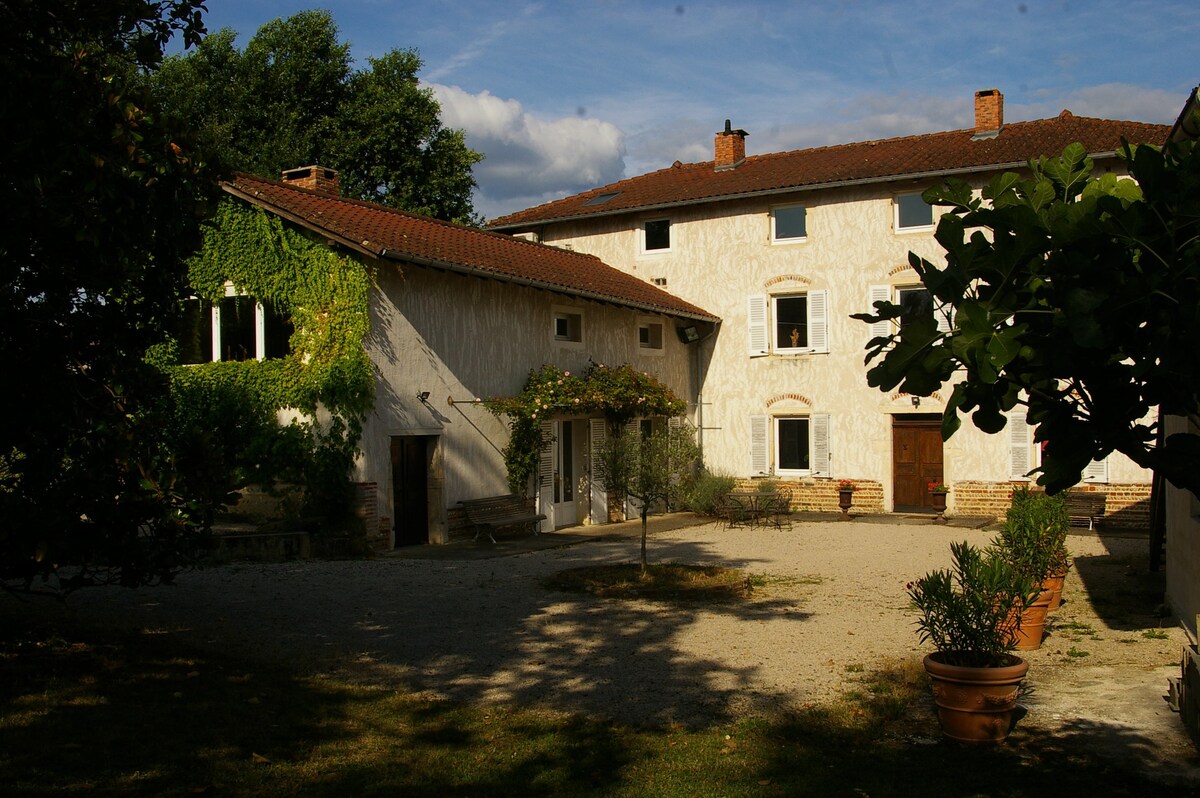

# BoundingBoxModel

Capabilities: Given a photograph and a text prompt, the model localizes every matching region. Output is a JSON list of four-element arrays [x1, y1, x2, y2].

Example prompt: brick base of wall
[[733, 478, 885, 513], [952, 481, 1151, 528]]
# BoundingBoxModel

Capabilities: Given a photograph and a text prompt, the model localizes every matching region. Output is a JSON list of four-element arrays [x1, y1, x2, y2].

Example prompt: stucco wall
[[1165, 415, 1200, 642], [530, 177, 1151, 514], [356, 260, 694, 545]]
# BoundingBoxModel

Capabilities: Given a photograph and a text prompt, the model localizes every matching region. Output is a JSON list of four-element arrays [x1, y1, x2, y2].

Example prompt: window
[[895, 192, 933, 231], [553, 308, 583, 343], [748, 290, 829, 356], [1008, 407, 1108, 482], [642, 218, 671, 252], [178, 289, 292, 364], [772, 204, 807, 242], [638, 319, 664, 352], [897, 286, 933, 330], [750, 414, 831, 476], [868, 284, 950, 340]]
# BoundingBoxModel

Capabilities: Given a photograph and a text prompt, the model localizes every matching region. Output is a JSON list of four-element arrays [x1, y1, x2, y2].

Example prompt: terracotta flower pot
[[923, 652, 1029, 744], [1007, 588, 1054, 650], [1042, 571, 1067, 612]]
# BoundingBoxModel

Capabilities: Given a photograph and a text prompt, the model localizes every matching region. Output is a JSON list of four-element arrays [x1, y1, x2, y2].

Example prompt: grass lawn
[[0, 566, 1180, 797]]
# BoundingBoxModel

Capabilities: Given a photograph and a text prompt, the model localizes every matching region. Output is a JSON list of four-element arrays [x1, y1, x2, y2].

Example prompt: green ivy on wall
[[155, 199, 374, 528], [485, 361, 687, 495]]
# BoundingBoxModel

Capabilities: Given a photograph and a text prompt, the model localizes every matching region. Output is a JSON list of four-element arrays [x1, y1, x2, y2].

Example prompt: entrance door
[[552, 420, 578, 527], [892, 416, 944, 512], [391, 436, 429, 546]]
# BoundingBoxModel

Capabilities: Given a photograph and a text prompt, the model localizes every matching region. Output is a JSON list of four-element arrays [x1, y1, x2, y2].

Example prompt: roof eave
[[489, 151, 1126, 231], [378, 248, 719, 324]]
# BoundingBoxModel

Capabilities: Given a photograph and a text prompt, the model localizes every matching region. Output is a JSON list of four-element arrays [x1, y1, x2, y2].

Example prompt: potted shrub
[[836, 480, 856, 520], [992, 488, 1068, 646], [908, 540, 1037, 743]]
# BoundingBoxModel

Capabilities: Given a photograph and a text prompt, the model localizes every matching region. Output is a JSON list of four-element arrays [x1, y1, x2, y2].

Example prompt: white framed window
[[747, 290, 829, 357], [641, 218, 671, 253], [750, 414, 831, 477], [552, 306, 583, 345], [895, 191, 934, 232], [179, 286, 292, 364], [868, 284, 951, 341], [1007, 407, 1108, 483], [637, 317, 664, 353], [771, 204, 807, 243]]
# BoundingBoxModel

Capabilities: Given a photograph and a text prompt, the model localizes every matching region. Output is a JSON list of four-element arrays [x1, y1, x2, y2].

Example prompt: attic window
[[584, 191, 621, 206]]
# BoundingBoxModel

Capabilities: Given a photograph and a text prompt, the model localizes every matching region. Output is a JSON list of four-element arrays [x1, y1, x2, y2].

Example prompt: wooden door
[[391, 436, 429, 547], [892, 417, 943, 512]]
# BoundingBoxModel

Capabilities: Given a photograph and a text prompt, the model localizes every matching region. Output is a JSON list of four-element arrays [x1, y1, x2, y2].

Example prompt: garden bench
[[1063, 490, 1106, 531], [459, 494, 546, 543]]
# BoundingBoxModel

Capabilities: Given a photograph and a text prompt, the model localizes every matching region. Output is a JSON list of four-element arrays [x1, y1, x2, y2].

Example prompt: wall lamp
[[911, 395, 921, 408], [417, 391, 431, 403]]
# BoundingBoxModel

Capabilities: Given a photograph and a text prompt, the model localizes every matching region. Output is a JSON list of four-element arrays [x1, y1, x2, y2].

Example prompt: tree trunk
[[640, 506, 649, 576]]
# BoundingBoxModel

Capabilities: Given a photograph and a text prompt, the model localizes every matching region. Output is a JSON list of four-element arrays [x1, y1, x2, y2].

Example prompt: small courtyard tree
[[854, 137, 1200, 499], [595, 422, 699, 575]]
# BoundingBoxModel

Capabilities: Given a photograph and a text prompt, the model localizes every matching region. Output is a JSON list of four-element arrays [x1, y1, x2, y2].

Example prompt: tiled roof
[[488, 112, 1171, 229], [222, 174, 718, 323]]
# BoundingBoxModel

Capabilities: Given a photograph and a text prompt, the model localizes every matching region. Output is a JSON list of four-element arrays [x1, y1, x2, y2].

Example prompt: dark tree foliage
[[855, 139, 1200, 499], [0, 0, 218, 595], [153, 10, 483, 223]]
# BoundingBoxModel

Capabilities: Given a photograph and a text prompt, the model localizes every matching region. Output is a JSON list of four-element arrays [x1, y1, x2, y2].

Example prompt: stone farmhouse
[[489, 89, 1169, 524], [212, 170, 717, 546]]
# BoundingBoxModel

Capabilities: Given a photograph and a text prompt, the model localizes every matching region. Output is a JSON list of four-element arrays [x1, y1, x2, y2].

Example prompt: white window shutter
[[538, 420, 555, 528], [935, 301, 953, 333], [1008, 409, 1031, 480], [750, 414, 770, 475], [808, 289, 829, 353], [869, 285, 892, 341], [811, 414, 831, 476], [1083, 456, 1109, 483], [589, 418, 608, 523], [748, 295, 769, 357]]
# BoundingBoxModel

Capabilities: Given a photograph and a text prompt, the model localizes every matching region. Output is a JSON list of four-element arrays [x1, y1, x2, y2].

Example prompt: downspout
[[688, 322, 720, 462]]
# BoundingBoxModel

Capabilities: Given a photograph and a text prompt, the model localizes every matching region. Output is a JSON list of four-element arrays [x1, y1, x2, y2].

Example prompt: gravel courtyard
[[10, 516, 1198, 783]]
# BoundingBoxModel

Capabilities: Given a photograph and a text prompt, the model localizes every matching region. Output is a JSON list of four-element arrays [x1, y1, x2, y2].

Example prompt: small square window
[[638, 320, 663, 350], [643, 219, 671, 252], [773, 294, 808, 351], [896, 192, 933, 230], [553, 311, 582, 343], [772, 205, 807, 241]]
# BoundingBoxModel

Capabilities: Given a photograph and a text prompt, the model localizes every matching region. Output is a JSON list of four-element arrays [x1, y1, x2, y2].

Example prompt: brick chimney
[[714, 119, 747, 170], [973, 89, 1004, 136], [281, 165, 340, 195]]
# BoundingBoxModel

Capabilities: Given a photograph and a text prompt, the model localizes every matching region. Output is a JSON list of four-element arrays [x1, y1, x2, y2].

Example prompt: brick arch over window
[[887, 263, 919, 277], [890, 391, 943, 403], [766, 393, 814, 408], [763, 274, 812, 289]]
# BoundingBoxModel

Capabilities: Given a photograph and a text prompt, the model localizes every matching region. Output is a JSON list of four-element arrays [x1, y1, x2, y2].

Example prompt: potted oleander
[[992, 488, 1067, 647], [908, 541, 1037, 744]]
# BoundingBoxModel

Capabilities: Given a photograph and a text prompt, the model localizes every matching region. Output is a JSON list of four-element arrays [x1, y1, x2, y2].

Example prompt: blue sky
[[184, 1, 1199, 221]]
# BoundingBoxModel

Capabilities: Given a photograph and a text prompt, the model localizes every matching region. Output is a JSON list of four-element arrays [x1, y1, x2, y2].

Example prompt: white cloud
[[430, 83, 626, 220]]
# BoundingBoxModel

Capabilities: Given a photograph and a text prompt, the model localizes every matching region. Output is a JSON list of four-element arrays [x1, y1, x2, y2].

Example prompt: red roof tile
[[488, 113, 1171, 229], [222, 174, 718, 323]]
